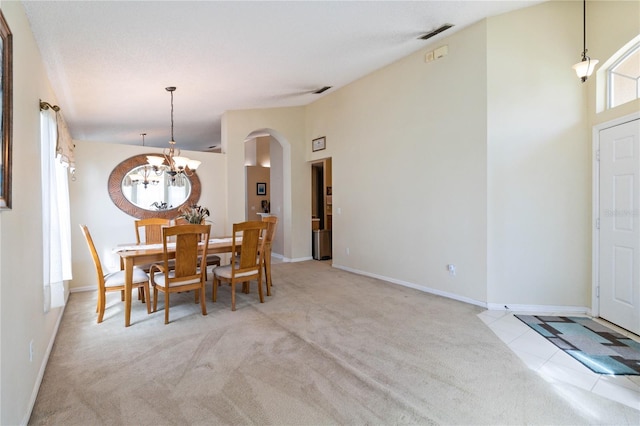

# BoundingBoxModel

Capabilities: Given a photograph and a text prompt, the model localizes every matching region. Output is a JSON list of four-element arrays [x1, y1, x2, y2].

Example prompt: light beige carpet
[[29, 261, 639, 425]]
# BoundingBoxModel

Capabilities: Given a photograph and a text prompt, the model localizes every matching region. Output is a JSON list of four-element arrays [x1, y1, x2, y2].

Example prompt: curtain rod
[[39, 100, 60, 112]]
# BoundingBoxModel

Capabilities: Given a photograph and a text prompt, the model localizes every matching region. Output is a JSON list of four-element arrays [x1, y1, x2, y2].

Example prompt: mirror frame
[[0, 10, 12, 210], [108, 153, 201, 219]]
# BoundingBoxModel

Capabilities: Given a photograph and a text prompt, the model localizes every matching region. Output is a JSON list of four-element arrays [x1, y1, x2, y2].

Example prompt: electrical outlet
[[346, 247, 350, 255], [447, 264, 456, 276], [29, 339, 34, 362]]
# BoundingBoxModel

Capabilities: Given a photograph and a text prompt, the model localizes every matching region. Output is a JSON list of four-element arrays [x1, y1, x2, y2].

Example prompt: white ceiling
[[23, 0, 543, 152]]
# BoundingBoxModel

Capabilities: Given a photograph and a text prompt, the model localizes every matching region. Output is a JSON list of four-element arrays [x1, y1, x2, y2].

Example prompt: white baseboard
[[332, 264, 487, 308], [331, 264, 591, 315], [486, 303, 591, 315], [70, 285, 94, 293], [272, 252, 312, 263]]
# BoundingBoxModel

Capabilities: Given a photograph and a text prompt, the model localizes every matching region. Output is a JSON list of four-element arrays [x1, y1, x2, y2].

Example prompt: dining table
[[114, 237, 237, 326]]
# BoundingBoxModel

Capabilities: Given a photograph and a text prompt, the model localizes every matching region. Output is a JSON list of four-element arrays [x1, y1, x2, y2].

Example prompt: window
[[608, 42, 640, 109]]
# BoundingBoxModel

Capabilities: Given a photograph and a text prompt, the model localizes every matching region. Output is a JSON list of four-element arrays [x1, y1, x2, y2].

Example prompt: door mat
[[515, 315, 640, 375]]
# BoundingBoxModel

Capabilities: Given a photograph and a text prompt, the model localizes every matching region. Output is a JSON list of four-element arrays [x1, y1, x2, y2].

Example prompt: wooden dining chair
[[133, 217, 172, 303], [79, 224, 151, 324], [212, 221, 267, 311], [174, 216, 221, 280], [149, 224, 210, 324], [134, 217, 172, 244], [261, 216, 278, 296]]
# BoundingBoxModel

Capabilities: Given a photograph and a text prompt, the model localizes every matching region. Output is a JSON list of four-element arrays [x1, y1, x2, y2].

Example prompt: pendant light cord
[[170, 89, 175, 141], [582, 0, 587, 60]]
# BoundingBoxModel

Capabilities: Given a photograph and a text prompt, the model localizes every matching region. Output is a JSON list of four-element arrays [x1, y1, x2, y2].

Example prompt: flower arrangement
[[178, 204, 210, 224]]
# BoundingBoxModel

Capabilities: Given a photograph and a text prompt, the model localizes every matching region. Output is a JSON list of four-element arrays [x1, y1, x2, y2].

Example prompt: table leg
[[124, 257, 133, 327]]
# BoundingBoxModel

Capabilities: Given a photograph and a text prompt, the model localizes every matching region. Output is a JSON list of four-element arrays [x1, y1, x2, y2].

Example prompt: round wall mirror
[[108, 154, 201, 219]]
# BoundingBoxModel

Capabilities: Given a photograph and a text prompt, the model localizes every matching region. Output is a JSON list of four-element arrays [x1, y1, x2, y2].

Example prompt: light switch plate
[[425, 51, 435, 62], [434, 45, 448, 59]]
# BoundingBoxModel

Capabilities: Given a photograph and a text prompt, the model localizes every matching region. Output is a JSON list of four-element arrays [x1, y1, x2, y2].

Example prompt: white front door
[[599, 118, 640, 335]]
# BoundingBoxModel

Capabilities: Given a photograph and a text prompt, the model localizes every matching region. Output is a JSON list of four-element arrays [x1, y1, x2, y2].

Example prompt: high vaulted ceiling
[[23, 1, 543, 152]]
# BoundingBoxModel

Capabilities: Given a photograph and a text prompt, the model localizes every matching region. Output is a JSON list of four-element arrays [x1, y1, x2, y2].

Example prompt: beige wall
[[306, 19, 489, 303], [0, 2, 62, 424], [590, 0, 640, 125], [222, 107, 307, 261], [70, 140, 227, 291], [223, 1, 637, 309], [486, 1, 592, 307], [269, 137, 285, 256]]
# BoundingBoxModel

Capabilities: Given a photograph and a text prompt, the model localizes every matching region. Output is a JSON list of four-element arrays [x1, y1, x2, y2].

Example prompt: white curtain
[[40, 109, 73, 311]]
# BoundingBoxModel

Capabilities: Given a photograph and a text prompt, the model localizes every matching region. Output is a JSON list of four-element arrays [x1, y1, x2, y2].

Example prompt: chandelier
[[147, 86, 201, 179], [130, 165, 160, 189], [572, 0, 599, 82]]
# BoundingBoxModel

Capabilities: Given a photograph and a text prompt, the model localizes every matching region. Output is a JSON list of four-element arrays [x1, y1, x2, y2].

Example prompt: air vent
[[418, 24, 454, 41], [313, 86, 332, 94]]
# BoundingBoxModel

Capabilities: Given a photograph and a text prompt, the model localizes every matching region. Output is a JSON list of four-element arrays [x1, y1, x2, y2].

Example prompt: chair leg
[[143, 283, 151, 315], [212, 277, 218, 302], [257, 274, 265, 304], [153, 286, 158, 312], [231, 282, 236, 311], [164, 291, 170, 324], [199, 286, 207, 316], [97, 291, 106, 323], [264, 250, 272, 296]]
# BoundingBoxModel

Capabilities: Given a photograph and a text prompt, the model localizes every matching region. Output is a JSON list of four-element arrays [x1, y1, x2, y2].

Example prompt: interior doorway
[[311, 158, 332, 260], [244, 134, 284, 258]]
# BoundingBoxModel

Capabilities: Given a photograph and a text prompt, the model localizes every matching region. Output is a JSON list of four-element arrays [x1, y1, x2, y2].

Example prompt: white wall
[[70, 140, 227, 291], [0, 2, 62, 424]]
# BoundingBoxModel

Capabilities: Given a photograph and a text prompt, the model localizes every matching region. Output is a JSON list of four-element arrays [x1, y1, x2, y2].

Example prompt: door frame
[[592, 111, 640, 318]]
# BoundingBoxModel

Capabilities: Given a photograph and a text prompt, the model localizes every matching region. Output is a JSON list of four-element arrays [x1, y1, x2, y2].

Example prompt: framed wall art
[[0, 10, 12, 210], [257, 182, 267, 196], [312, 136, 326, 152]]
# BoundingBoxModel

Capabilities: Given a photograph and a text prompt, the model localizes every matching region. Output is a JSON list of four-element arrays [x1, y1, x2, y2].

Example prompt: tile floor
[[479, 310, 640, 411]]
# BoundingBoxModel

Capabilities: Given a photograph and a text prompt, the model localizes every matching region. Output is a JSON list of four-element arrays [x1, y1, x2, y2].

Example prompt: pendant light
[[572, 0, 599, 82], [147, 86, 201, 178]]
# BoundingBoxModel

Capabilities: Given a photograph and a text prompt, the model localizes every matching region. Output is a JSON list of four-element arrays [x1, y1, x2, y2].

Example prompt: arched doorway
[[243, 129, 289, 260]]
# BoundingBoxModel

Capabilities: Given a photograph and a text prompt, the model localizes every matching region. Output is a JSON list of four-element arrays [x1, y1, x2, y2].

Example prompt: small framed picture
[[312, 136, 326, 152], [257, 182, 267, 196]]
